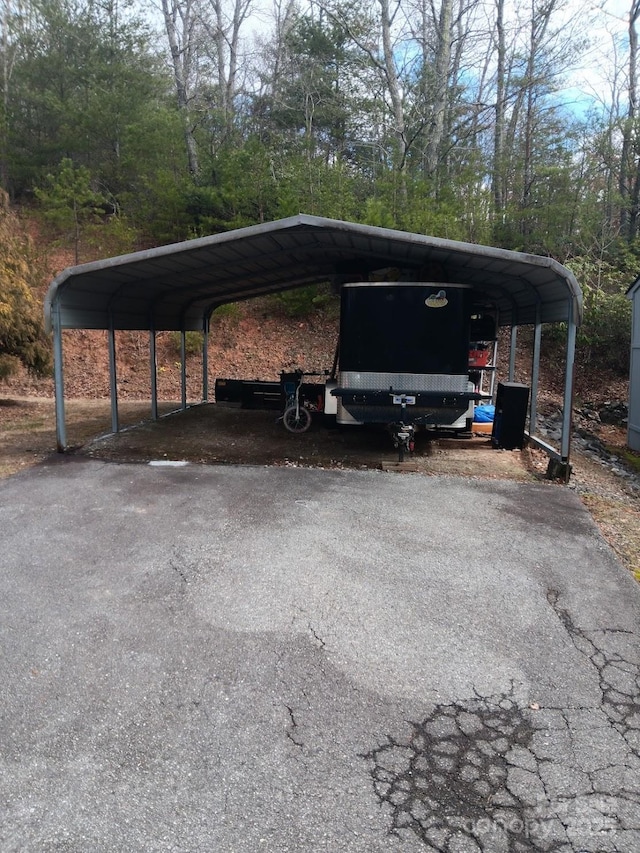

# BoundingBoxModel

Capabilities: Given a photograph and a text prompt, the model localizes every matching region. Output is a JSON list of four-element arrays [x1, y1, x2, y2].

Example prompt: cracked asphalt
[[1, 458, 639, 852]]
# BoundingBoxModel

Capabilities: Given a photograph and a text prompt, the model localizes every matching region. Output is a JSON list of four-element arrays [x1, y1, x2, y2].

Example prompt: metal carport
[[44, 214, 582, 465]]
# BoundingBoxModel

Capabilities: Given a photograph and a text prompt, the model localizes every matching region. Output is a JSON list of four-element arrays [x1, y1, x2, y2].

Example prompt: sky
[[565, 0, 631, 112]]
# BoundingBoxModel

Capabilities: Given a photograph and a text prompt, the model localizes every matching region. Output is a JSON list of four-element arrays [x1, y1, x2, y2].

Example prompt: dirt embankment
[[3, 297, 341, 401]]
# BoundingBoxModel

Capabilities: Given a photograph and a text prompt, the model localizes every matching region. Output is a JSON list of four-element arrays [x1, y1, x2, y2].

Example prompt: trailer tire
[[283, 405, 312, 433]]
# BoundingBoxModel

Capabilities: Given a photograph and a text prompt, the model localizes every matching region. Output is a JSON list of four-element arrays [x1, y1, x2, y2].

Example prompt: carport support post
[[149, 325, 158, 421], [508, 326, 518, 381], [108, 316, 119, 434], [202, 318, 209, 402], [181, 331, 187, 410], [52, 300, 67, 452], [561, 316, 577, 464], [530, 309, 542, 433]]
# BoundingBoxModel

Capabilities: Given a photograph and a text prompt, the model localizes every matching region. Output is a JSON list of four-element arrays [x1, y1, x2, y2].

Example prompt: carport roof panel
[[44, 214, 582, 331]]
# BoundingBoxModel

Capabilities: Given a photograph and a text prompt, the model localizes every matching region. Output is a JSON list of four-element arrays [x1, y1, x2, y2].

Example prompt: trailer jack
[[389, 393, 416, 462], [390, 422, 416, 463]]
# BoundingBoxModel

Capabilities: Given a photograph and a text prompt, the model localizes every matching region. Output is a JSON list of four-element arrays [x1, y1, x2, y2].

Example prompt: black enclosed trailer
[[330, 282, 493, 433]]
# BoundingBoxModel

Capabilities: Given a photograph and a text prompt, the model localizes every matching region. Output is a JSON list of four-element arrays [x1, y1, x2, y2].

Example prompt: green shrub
[[211, 302, 241, 321], [271, 284, 337, 318], [547, 256, 633, 375], [168, 331, 203, 358], [578, 289, 631, 373], [0, 196, 51, 377]]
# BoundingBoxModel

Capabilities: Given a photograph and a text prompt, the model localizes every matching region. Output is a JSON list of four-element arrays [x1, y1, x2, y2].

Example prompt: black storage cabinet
[[492, 382, 530, 449]]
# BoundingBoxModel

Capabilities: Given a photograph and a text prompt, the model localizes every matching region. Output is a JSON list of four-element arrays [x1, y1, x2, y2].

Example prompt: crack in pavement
[[363, 692, 568, 851], [308, 622, 326, 649], [362, 592, 640, 852], [170, 559, 189, 586], [546, 590, 640, 756], [284, 703, 304, 749]]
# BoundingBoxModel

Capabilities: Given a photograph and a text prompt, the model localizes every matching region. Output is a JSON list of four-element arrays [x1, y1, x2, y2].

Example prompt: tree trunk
[[206, 0, 253, 138], [161, 0, 200, 177], [620, 0, 640, 240], [424, 0, 453, 178], [492, 0, 506, 219], [0, 0, 19, 193], [379, 0, 408, 200], [520, 0, 557, 243]]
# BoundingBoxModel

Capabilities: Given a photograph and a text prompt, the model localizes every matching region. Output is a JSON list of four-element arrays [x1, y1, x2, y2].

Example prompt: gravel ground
[[529, 410, 640, 579]]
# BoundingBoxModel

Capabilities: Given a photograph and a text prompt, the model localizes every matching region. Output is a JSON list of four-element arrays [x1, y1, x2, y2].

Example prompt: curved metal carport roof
[[45, 213, 582, 332], [44, 214, 582, 468]]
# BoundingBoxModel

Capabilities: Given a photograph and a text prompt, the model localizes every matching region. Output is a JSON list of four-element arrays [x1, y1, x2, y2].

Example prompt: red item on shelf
[[469, 348, 491, 367]]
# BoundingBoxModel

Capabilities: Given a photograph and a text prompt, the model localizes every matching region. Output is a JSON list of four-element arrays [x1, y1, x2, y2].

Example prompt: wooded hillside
[[0, 0, 638, 378]]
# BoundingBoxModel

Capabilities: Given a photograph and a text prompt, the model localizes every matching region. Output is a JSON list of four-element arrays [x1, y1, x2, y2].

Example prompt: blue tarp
[[474, 405, 495, 423]]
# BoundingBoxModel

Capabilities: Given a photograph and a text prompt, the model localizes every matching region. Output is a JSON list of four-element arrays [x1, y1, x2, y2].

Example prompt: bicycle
[[280, 369, 328, 433]]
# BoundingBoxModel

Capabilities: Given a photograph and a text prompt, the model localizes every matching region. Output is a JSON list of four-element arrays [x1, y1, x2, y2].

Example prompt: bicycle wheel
[[283, 404, 312, 433]]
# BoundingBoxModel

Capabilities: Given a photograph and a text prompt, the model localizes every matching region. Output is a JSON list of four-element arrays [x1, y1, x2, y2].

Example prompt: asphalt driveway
[[1, 458, 639, 852]]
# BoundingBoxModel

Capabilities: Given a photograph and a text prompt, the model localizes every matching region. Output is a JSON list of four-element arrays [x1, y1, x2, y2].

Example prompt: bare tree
[[423, 0, 453, 177], [315, 0, 411, 197], [492, 0, 506, 218], [200, 0, 254, 135], [379, 0, 409, 185], [251, 0, 296, 127], [161, 0, 201, 175], [619, 0, 640, 239], [158, 0, 255, 174], [0, 0, 33, 190]]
